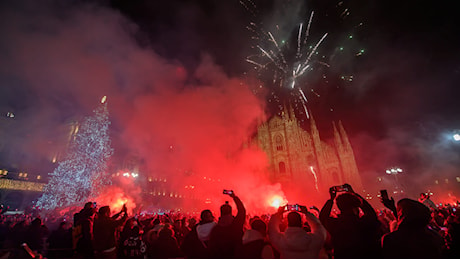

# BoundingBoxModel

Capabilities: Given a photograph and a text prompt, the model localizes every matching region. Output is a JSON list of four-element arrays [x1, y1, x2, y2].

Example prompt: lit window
[[435, 180, 439, 184], [456, 177, 460, 183], [37, 175, 41, 180], [445, 179, 449, 184]]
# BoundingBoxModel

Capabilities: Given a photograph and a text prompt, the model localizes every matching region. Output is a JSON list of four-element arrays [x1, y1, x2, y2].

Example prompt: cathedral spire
[[332, 121, 344, 152], [337, 120, 364, 192], [338, 120, 352, 152], [281, 103, 289, 119], [310, 111, 319, 135]]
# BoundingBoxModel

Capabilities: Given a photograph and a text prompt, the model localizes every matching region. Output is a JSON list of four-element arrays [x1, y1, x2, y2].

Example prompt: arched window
[[279, 162, 286, 173], [275, 135, 283, 151]]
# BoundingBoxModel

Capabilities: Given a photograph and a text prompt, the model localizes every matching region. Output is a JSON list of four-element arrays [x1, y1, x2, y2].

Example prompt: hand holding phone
[[285, 204, 300, 211], [380, 190, 389, 200], [333, 185, 349, 192], [223, 189, 234, 195]]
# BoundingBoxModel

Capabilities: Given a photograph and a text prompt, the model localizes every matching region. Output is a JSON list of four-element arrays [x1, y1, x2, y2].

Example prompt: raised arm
[[300, 205, 327, 241], [229, 192, 246, 229], [344, 184, 378, 221], [319, 187, 336, 227], [268, 207, 285, 250]]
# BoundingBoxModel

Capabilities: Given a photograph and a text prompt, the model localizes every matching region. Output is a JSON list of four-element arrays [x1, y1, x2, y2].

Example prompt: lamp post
[[453, 133, 460, 142], [386, 167, 403, 191]]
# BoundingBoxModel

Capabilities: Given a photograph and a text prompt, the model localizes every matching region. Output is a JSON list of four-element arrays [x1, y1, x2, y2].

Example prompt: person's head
[[153, 218, 161, 226], [159, 226, 174, 238], [173, 219, 181, 229], [31, 217, 41, 227], [188, 217, 197, 228], [287, 211, 302, 227], [59, 221, 70, 230], [200, 209, 215, 223], [82, 202, 97, 215], [98, 206, 111, 217], [125, 218, 136, 228], [250, 218, 267, 236], [336, 193, 361, 214], [397, 198, 431, 229], [131, 225, 140, 237], [84, 202, 93, 209], [220, 202, 232, 217]]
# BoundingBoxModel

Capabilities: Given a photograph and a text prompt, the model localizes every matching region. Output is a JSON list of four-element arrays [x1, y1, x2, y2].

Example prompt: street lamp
[[386, 167, 403, 191], [453, 133, 460, 142]]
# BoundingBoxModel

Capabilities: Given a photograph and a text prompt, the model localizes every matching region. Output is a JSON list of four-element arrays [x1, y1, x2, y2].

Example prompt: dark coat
[[208, 196, 246, 258]]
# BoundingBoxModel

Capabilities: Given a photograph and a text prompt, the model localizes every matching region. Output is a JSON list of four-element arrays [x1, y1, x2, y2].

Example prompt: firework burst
[[242, 1, 331, 119]]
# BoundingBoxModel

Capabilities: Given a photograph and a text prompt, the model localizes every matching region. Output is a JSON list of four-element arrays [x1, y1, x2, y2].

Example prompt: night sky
[[1, 0, 459, 201]]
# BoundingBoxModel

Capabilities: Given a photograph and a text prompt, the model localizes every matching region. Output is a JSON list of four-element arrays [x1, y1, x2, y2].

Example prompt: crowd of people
[[0, 184, 459, 258]]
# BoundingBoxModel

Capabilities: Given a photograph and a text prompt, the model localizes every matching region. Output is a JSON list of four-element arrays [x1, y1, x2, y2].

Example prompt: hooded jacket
[[236, 229, 274, 258], [268, 212, 326, 258], [181, 222, 216, 258], [196, 222, 216, 244], [382, 199, 444, 258]]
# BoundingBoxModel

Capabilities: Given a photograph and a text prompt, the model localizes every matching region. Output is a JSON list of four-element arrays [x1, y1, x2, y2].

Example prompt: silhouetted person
[[181, 209, 216, 258], [150, 225, 182, 258], [269, 205, 326, 258], [419, 193, 437, 211], [74, 202, 97, 258], [24, 218, 48, 255], [320, 184, 382, 258], [93, 204, 128, 258], [445, 211, 460, 258], [121, 225, 147, 258], [382, 198, 445, 258], [208, 190, 246, 258], [47, 221, 73, 258], [236, 217, 275, 258]]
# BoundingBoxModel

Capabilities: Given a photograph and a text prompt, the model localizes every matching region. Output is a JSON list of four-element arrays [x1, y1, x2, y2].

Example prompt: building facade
[[253, 106, 363, 194]]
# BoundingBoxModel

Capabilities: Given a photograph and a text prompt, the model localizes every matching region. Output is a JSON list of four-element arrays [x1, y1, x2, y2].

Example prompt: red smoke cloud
[[0, 2, 289, 214]]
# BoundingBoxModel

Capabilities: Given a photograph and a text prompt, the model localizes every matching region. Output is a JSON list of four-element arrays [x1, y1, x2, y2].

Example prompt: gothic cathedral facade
[[253, 107, 363, 193]]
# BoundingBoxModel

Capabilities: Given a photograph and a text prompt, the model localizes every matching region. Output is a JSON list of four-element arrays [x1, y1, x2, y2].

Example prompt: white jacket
[[196, 222, 216, 243], [268, 212, 327, 259]]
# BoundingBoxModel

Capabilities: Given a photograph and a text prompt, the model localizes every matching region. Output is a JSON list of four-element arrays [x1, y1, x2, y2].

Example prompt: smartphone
[[223, 189, 234, 195], [380, 190, 389, 200], [93, 202, 97, 207], [334, 185, 349, 192], [285, 204, 299, 211]]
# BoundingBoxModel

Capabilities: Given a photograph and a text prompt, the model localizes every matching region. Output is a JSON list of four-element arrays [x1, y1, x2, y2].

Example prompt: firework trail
[[309, 166, 319, 192], [242, 0, 330, 119]]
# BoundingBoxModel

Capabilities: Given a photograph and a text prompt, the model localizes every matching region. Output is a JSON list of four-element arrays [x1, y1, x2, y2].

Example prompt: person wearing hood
[[236, 217, 275, 258], [208, 190, 246, 258], [93, 204, 128, 258], [319, 184, 382, 258], [181, 209, 217, 258], [381, 198, 445, 258], [268, 205, 326, 258]]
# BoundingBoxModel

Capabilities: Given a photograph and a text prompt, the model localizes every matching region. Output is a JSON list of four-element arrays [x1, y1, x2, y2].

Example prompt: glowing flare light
[[269, 195, 287, 208]]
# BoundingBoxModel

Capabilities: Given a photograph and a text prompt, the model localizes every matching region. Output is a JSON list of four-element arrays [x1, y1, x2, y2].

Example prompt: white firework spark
[[242, 0, 330, 119]]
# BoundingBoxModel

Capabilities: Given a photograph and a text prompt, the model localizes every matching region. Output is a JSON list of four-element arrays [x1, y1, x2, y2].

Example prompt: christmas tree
[[36, 97, 113, 210]]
